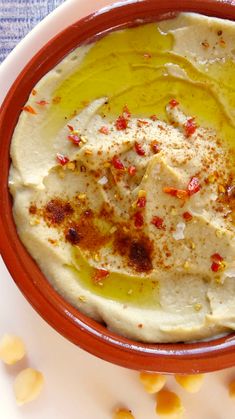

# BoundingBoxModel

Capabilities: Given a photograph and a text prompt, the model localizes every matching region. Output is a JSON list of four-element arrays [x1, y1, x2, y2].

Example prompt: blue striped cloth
[[0, 0, 65, 62]]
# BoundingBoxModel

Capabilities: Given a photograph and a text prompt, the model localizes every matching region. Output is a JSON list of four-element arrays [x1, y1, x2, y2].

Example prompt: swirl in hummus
[[9, 13, 235, 342]]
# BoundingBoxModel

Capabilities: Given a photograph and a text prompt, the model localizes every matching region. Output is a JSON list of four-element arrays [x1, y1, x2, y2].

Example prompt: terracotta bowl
[[1, 0, 235, 374]]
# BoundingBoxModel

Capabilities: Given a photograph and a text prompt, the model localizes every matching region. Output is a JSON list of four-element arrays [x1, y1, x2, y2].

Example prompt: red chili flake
[[211, 262, 221, 272], [151, 216, 165, 230], [210, 253, 224, 272], [150, 140, 160, 154], [22, 105, 37, 115], [169, 99, 179, 108], [134, 212, 144, 228], [115, 115, 128, 130], [137, 196, 146, 208], [134, 142, 145, 156], [187, 177, 201, 195], [36, 100, 49, 106], [67, 124, 74, 132], [68, 134, 81, 146], [112, 155, 125, 170], [211, 253, 223, 263], [150, 114, 158, 121], [123, 105, 131, 119], [99, 126, 109, 135], [93, 268, 109, 283], [128, 166, 136, 176], [183, 211, 193, 222], [56, 153, 69, 166], [163, 187, 188, 199], [137, 119, 149, 127], [184, 118, 197, 137]]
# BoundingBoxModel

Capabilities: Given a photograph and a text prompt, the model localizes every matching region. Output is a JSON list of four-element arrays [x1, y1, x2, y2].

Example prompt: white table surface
[[0, 1, 235, 418]]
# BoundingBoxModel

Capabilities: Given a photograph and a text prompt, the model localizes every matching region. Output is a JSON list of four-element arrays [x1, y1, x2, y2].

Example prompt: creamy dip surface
[[9, 13, 235, 343]]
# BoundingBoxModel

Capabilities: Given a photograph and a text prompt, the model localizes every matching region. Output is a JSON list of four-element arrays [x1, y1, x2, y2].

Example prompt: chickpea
[[175, 374, 204, 393], [0, 334, 26, 365], [113, 408, 135, 419], [156, 389, 184, 418], [139, 372, 166, 394], [14, 368, 44, 405]]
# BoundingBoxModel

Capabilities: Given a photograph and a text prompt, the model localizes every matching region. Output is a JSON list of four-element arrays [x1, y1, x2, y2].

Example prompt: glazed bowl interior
[[1, 0, 235, 374]]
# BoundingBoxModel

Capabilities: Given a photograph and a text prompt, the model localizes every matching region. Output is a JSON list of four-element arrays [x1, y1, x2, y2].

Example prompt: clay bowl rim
[[1, 0, 235, 374]]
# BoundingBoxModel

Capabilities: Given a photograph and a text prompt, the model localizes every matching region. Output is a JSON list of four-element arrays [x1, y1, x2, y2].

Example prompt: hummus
[[9, 13, 235, 342]]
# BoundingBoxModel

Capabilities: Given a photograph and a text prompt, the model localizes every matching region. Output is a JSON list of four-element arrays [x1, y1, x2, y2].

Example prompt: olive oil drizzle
[[69, 248, 160, 307]]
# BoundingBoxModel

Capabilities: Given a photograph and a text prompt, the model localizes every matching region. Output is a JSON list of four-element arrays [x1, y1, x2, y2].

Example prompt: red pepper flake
[[112, 155, 125, 170], [22, 105, 37, 115], [128, 166, 136, 176], [184, 118, 197, 137], [56, 153, 69, 166], [115, 115, 128, 130], [187, 177, 201, 196], [123, 105, 131, 119], [137, 196, 146, 208], [211, 262, 221, 272], [31, 89, 37, 96], [211, 253, 223, 263], [134, 212, 144, 228], [151, 216, 165, 230], [67, 124, 74, 132], [134, 141, 145, 156], [210, 253, 224, 272], [183, 211, 193, 222], [150, 114, 158, 121], [93, 268, 109, 283], [115, 105, 131, 130], [36, 100, 49, 106], [99, 126, 109, 135], [137, 119, 149, 127], [169, 99, 179, 108], [150, 140, 160, 154], [163, 187, 188, 199], [68, 134, 81, 146]]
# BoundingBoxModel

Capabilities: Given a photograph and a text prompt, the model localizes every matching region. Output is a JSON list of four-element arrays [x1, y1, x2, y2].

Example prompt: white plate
[[0, 1, 235, 417]]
